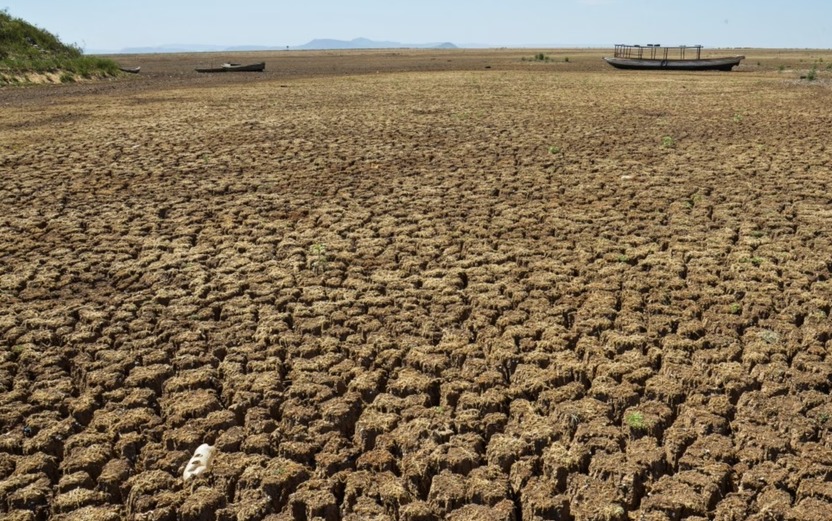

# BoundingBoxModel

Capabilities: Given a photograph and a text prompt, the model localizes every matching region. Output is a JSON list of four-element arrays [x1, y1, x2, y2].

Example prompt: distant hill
[[295, 37, 458, 50], [98, 38, 458, 55], [0, 10, 118, 84]]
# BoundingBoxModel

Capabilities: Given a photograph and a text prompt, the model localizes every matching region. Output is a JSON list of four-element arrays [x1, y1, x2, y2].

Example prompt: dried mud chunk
[[588, 451, 644, 509], [356, 448, 398, 473], [486, 433, 533, 473], [787, 497, 832, 521], [0, 451, 15, 479], [753, 487, 792, 520], [428, 470, 467, 515], [179, 486, 227, 521], [60, 443, 113, 479], [164, 367, 219, 394], [399, 500, 439, 521], [215, 426, 245, 453], [388, 368, 440, 404], [342, 470, 412, 517], [796, 478, 832, 503], [641, 470, 723, 519], [51, 487, 107, 514], [90, 407, 162, 436], [125, 363, 174, 394], [50, 505, 122, 521], [467, 465, 511, 507], [625, 437, 668, 484], [163, 389, 223, 426], [13, 452, 58, 481], [57, 470, 94, 492], [2, 511, 35, 521], [567, 474, 627, 521], [6, 474, 51, 513], [447, 502, 515, 521], [678, 434, 736, 469], [520, 476, 570, 521], [712, 491, 753, 521], [260, 458, 310, 512], [125, 469, 178, 514], [97, 458, 131, 501], [67, 392, 99, 426], [320, 393, 362, 437], [288, 479, 339, 521]]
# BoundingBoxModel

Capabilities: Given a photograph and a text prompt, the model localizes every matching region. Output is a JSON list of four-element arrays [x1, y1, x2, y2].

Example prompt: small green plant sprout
[[750, 230, 765, 238], [819, 412, 830, 425], [308, 243, 328, 274], [729, 303, 742, 315], [616, 254, 631, 264], [625, 411, 647, 431], [661, 135, 676, 149], [733, 113, 743, 123], [741, 256, 764, 266], [548, 145, 562, 155]]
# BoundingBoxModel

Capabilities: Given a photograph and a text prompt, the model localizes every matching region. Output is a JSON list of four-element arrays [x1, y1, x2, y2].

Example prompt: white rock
[[183, 443, 216, 481]]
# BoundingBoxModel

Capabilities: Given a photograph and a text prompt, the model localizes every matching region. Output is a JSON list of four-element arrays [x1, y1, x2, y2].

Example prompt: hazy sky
[[3, 0, 830, 51]]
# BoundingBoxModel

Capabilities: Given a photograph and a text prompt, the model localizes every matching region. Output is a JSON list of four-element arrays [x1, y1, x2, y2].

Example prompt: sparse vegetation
[[0, 9, 120, 84], [523, 53, 551, 62], [661, 135, 676, 149], [625, 411, 647, 431], [308, 243, 329, 274], [548, 145, 561, 155], [729, 303, 742, 315]]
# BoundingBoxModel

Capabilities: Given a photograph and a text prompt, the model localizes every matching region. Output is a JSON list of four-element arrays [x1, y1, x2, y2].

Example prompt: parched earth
[[1, 49, 832, 521]]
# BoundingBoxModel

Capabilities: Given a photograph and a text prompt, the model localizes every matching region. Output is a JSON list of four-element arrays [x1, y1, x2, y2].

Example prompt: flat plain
[[1, 48, 832, 521]]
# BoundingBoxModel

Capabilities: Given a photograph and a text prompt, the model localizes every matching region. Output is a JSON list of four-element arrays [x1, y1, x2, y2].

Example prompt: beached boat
[[195, 62, 265, 73], [604, 45, 744, 71], [118, 66, 141, 74], [223, 62, 265, 72]]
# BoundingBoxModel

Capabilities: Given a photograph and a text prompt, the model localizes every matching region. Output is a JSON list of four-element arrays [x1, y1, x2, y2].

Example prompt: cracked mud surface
[[1, 49, 832, 521]]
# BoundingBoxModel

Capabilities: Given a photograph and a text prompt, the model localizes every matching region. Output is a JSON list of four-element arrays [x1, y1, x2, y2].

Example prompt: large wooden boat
[[604, 45, 744, 71]]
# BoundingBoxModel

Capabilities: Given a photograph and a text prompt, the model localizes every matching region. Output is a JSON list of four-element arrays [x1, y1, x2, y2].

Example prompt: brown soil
[[1, 47, 832, 521]]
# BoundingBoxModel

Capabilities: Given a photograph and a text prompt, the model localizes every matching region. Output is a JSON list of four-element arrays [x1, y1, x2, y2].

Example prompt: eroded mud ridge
[[2, 53, 832, 521]]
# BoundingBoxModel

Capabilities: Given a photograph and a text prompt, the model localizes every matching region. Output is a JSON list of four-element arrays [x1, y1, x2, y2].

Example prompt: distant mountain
[[91, 38, 459, 54], [295, 37, 458, 50]]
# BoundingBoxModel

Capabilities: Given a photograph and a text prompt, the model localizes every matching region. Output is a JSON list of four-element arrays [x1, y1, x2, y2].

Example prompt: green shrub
[[0, 9, 119, 79]]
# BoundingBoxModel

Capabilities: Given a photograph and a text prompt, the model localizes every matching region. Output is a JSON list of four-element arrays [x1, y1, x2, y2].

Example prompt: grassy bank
[[0, 9, 120, 85]]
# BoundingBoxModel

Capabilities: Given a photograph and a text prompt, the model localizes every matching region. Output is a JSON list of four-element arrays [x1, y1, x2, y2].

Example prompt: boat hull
[[195, 62, 266, 73], [603, 56, 744, 71]]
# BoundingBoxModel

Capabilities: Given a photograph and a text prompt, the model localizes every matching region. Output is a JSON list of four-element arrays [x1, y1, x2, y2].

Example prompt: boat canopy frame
[[613, 44, 703, 61]]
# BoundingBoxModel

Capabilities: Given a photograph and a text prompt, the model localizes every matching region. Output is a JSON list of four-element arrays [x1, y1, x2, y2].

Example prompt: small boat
[[223, 62, 265, 72], [604, 44, 744, 71], [195, 62, 265, 73], [118, 66, 141, 74]]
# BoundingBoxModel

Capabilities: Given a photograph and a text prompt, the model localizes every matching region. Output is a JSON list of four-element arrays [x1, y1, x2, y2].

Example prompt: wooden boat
[[223, 62, 265, 72], [118, 66, 141, 74], [195, 62, 265, 73], [604, 44, 744, 71]]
